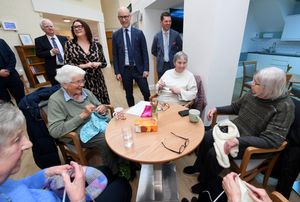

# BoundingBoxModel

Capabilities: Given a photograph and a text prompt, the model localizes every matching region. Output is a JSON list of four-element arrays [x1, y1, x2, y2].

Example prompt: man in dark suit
[[151, 12, 183, 79], [0, 38, 25, 104], [35, 19, 68, 85], [112, 7, 150, 107]]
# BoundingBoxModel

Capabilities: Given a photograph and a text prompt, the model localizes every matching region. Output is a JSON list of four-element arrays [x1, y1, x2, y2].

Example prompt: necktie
[[125, 29, 134, 66], [164, 32, 169, 62], [51, 37, 64, 63]]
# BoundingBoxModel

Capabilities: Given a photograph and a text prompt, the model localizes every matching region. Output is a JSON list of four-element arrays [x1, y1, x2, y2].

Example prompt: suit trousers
[[0, 69, 25, 104], [47, 65, 63, 86], [122, 66, 150, 107], [158, 61, 172, 79]]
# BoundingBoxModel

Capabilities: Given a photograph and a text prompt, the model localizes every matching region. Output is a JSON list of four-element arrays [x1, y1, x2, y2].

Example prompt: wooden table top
[[105, 104, 205, 164], [290, 74, 300, 84]]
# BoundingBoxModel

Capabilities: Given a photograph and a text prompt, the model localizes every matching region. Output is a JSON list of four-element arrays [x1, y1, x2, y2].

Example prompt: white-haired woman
[[0, 102, 132, 201], [155, 51, 197, 105], [47, 65, 118, 173], [182, 67, 295, 201]]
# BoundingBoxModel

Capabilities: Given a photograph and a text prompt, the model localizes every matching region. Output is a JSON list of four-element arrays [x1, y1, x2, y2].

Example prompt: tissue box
[[134, 119, 158, 133]]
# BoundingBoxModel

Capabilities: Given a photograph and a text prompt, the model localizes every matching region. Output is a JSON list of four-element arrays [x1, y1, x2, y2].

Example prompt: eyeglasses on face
[[72, 24, 84, 30], [161, 132, 189, 154], [70, 79, 86, 85], [118, 15, 130, 20]]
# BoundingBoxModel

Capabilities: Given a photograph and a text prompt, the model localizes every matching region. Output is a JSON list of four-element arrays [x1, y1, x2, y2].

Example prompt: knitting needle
[[213, 173, 241, 202], [62, 189, 66, 202]]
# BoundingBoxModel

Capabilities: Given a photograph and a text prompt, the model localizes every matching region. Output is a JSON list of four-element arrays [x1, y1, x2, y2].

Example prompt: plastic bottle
[[151, 98, 158, 121]]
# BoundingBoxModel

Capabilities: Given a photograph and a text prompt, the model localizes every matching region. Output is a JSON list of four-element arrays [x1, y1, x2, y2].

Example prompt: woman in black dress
[[64, 19, 110, 104]]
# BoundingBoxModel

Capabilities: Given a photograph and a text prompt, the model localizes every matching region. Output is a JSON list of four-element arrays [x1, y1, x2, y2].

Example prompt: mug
[[113, 107, 125, 120], [189, 109, 201, 123]]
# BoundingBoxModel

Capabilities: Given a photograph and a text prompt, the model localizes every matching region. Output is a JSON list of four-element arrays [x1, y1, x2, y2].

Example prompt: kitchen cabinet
[[281, 15, 300, 41], [247, 53, 300, 74]]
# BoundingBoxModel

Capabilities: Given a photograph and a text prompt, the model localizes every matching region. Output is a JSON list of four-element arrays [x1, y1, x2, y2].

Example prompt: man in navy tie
[[112, 7, 150, 107], [35, 19, 68, 85]]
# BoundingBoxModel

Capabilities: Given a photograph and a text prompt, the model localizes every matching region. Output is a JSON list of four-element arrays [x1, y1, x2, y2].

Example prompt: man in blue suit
[[113, 7, 150, 107], [0, 38, 25, 104], [151, 12, 183, 79]]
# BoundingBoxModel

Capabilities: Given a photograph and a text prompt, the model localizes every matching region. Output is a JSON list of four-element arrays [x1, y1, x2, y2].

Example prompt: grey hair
[[173, 51, 188, 65], [0, 102, 26, 147], [254, 67, 286, 100], [55, 65, 86, 84], [40, 18, 52, 29]]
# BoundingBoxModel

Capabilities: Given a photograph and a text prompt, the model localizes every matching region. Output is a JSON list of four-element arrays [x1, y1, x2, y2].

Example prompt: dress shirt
[[162, 29, 170, 62], [46, 35, 64, 65], [122, 26, 132, 66]]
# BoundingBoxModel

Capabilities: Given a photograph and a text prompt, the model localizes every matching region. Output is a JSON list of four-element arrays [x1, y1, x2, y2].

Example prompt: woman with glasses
[[64, 19, 110, 104], [47, 65, 118, 173], [155, 51, 197, 105], [182, 67, 295, 202]]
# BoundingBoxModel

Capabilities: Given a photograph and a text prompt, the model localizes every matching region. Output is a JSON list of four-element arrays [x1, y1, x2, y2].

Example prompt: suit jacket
[[151, 29, 182, 73], [35, 35, 68, 76], [0, 38, 16, 72], [112, 27, 149, 76]]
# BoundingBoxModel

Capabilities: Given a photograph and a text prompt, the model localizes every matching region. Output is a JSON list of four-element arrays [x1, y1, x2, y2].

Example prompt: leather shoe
[[181, 197, 198, 202], [183, 166, 200, 175], [191, 182, 204, 194]]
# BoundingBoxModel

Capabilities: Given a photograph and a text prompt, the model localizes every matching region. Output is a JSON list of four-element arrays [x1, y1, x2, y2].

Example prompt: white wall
[[241, 9, 260, 52], [183, 0, 250, 124], [102, 0, 120, 31], [0, 0, 43, 74], [32, 0, 111, 67]]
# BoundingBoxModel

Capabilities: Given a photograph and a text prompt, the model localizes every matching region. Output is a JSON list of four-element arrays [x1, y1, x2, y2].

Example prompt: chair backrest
[[192, 75, 207, 113], [243, 61, 257, 81]]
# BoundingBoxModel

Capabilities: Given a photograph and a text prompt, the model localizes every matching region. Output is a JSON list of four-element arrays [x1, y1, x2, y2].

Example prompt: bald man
[[35, 19, 68, 85], [112, 7, 150, 107]]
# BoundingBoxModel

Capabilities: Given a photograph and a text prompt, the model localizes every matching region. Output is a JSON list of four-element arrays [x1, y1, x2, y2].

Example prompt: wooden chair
[[39, 101, 114, 165], [269, 191, 289, 202], [211, 113, 287, 188], [240, 61, 257, 97]]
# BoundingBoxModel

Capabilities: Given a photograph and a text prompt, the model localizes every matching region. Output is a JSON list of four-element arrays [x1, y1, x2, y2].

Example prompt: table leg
[[136, 163, 179, 202]]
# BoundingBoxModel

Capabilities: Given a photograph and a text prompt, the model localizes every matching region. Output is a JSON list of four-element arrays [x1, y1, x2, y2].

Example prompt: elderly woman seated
[[47, 65, 117, 173], [182, 67, 295, 201], [155, 51, 197, 105], [0, 102, 132, 201]]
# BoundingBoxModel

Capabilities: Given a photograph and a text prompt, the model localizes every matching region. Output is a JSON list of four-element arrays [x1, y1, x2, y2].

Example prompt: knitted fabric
[[212, 120, 240, 168]]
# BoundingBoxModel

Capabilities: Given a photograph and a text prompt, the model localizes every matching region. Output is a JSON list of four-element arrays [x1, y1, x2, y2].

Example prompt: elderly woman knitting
[[0, 102, 132, 201], [155, 51, 197, 105], [48, 65, 117, 172], [182, 67, 295, 202]]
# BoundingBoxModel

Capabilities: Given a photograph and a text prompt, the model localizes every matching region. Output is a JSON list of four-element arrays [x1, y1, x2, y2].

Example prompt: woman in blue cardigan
[[0, 102, 131, 201]]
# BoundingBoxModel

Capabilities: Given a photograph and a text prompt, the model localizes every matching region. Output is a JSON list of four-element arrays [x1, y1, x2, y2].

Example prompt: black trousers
[[122, 66, 150, 107], [192, 130, 246, 201], [47, 65, 63, 86], [157, 61, 171, 80], [0, 69, 25, 104], [276, 145, 300, 198]]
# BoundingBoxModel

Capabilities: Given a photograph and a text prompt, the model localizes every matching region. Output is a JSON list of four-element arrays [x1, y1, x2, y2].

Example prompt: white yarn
[[212, 119, 240, 168]]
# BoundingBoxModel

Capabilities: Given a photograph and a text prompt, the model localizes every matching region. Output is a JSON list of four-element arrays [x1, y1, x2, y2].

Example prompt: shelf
[[33, 71, 46, 75]]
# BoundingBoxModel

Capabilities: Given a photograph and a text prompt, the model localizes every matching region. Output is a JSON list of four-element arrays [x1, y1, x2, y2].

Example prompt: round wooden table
[[105, 104, 205, 164]]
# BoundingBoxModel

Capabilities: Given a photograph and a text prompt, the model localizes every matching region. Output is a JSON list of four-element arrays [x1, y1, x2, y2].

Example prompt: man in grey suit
[[151, 12, 183, 79], [113, 7, 150, 107]]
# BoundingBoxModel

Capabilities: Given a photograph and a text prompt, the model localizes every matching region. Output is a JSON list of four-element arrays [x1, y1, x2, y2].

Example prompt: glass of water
[[122, 126, 134, 148]]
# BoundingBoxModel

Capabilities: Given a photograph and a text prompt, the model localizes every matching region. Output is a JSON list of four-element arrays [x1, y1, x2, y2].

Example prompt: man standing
[[35, 19, 68, 85], [151, 12, 183, 79], [112, 7, 150, 107], [0, 38, 25, 104]]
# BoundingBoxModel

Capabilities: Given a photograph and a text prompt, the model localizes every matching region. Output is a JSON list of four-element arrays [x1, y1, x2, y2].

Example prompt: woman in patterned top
[[64, 19, 110, 104]]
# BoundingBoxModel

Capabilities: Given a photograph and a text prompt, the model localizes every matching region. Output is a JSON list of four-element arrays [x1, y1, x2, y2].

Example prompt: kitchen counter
[[248, 51, 300, 58]]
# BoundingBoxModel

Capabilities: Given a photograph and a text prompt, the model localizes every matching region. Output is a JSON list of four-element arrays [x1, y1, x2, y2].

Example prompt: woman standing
[[65, 19, 110, 104]]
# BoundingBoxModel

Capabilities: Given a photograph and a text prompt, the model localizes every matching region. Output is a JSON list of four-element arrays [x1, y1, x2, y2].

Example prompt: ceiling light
[[63, 19, 71, 23]]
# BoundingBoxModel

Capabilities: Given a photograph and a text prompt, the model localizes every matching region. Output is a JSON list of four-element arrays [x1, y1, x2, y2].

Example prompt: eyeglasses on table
[[161, 132, 189, 154]]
